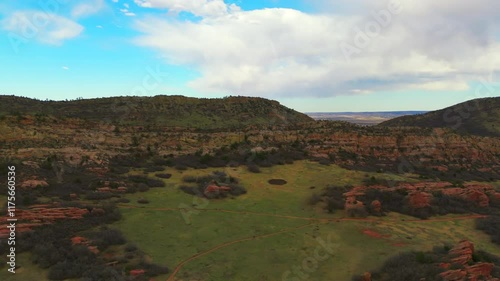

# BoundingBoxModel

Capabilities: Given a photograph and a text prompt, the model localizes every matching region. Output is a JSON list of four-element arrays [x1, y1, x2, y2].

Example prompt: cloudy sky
[[1, 0, 499, 112]]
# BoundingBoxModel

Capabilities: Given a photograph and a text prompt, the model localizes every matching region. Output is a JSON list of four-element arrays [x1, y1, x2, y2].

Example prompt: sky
[[0, 0, 499, 112]]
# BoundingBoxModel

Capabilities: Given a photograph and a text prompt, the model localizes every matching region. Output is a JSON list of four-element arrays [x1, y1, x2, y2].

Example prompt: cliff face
[[1, 116, 499, 180]]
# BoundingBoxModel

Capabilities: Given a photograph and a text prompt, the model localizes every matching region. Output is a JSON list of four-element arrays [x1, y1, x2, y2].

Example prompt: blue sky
[[1, 0, 499, 112]]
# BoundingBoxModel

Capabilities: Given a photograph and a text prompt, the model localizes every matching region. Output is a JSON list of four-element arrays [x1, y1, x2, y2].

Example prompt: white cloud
[[72, 0, 105, 18], [124, 3, 130, 8], [120, 8, 136, 16], [2, 11, 84, 45], [133, 0, 500, 98], [96, 25, 103, 28], [62, 66, 69, 70], [134, 0, 238, 18]]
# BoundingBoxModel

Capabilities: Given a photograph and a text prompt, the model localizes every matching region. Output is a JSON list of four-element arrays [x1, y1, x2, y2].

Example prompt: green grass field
[[113, 161, 500, 281]]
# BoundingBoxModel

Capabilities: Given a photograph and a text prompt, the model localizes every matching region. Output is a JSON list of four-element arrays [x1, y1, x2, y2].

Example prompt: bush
[[476, 215, 500, 245], [182, 175, 198, 183], [155, 173, 172, 179], [144, 165, 165, 173], [125, 244, 138, 252], [146, 178, 165, 188], [308, 193, 322, 205], [175, 164, 187, 171], [137, 198, 150, 204], [247, 164, 261, 173], [114, 198, 130, 204]]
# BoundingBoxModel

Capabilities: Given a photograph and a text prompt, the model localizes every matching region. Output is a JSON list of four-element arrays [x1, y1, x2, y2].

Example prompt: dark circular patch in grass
[[268, 179, 287, 185]]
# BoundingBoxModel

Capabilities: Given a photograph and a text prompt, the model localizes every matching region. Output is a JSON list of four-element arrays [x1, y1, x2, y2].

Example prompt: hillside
[[0, 95, 313, 129], [379, 97, 500, 137]]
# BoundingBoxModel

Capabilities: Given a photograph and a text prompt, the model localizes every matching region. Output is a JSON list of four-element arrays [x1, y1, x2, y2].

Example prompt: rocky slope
[[0, 95, 313, 129], [379, 97, 500, 137]]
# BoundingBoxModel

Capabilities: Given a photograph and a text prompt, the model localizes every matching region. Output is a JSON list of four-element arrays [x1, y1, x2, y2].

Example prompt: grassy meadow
[[112, 161, 500, 281]]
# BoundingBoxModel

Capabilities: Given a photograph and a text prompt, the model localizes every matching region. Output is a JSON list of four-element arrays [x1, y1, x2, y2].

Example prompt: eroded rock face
[[440, 241, 497, 281], [440, 269, 467, 281], [449, 240, 474, 265]]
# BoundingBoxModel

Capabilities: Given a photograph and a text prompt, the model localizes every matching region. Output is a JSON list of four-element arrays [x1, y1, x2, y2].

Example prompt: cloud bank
[[133, 0, 500, 98]]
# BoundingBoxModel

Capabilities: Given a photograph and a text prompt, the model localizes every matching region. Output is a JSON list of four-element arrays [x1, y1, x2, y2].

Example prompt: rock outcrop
[[440, 240, 498, 281]]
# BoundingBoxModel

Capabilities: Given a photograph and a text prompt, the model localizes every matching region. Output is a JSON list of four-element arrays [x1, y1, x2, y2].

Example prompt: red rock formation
[[204, 184, 231, 195], [20, 179, 49, 189], [130, 269, 145, 276], [408, 191, 432, 208], [71, 236, 88, 245], [370, 200, 382, 213], [439, 263, 451, 269], [440, 269, 467, 281], [449, 240, 474, 265], [0, 206, 89, 238], [88, 246, 99, 254], [466, 263, 494, 280], [442, 188, 490, 207], [440, 241, 498, 281]]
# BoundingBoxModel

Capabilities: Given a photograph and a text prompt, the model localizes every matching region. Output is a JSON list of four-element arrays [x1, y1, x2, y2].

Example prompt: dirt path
[[165, 222, 313, 281]]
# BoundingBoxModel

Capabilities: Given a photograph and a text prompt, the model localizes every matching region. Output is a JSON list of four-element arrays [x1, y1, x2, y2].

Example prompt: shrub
[[137, 198, 150, 204], [308, 193, 322, 205], [146, 178, 165, 188], [175, 164, 187, 171], [144, 165, 165, 173], [182, 175, 198, 183], [247, 164, 261, 173], [155, 173, 172, 179]]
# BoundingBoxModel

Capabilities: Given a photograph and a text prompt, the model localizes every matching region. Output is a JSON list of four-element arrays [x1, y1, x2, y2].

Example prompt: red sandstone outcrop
[[449, 240, 474, 265], [440, 269, 467, 281], [0, 205, 89, 238], [442, 188, 490, 207], [440, 241, 497, 281], [20, 179, 49, 189], [204, 181, 232, 196], [408, 191, 432, 208], [130, 269, 145, 276], [370, 200, 382, 213]]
